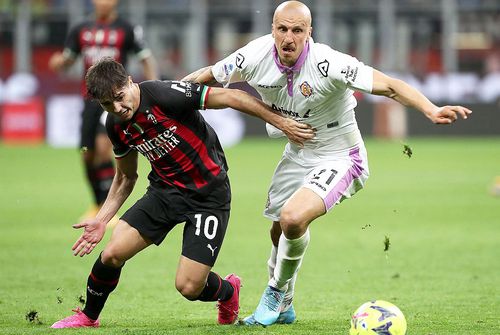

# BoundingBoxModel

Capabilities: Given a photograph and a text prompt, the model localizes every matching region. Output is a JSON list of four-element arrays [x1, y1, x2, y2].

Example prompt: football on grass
[[349, 300, 407, 335]]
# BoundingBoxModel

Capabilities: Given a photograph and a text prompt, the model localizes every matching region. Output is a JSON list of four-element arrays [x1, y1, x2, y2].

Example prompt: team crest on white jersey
[[300, 81, 314, 98]]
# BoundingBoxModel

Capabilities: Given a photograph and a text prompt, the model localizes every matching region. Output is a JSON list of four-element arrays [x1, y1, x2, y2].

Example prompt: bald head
[[273, 1, 312, 27], [271, 1, 312, 67]]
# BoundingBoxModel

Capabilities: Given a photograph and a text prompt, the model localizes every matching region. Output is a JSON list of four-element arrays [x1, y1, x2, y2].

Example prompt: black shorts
[[80, 99, 107, 149], [121, 185, 231, 266]]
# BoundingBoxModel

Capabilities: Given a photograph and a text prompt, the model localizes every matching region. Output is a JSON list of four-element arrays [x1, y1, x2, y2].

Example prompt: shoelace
[[263, 289, 282, 312]]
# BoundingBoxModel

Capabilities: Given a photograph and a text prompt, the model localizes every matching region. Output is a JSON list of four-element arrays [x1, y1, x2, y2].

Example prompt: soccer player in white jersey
[[183, 0, 471, 326]]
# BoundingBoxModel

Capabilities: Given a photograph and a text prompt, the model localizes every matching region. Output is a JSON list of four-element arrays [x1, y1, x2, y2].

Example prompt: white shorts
[[264, 141, 370, 221]]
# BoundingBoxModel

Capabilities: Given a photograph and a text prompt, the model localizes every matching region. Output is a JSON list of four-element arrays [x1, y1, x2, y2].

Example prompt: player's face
[[99, 77, 138, 121], [93, 0, 118, 19], [272, 11, 311, 67]]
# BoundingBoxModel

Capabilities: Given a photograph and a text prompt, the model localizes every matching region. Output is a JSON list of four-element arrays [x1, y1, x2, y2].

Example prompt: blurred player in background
[[49, 0, 157, 220], [491, 176, 500, 195], [183, 0, 472, 326], [50, 58, 313, 328]]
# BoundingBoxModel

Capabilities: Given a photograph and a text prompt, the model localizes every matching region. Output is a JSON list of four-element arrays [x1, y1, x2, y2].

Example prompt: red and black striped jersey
[[63, 17, 150, 94], [106, 80, 229, 200]]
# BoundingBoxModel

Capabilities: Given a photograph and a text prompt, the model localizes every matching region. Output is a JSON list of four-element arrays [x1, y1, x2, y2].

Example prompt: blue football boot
[[241, 314, 259, 326], [241, 304, 296, 326], [276, 304, 296, 324], [253, 286, 285, 326]]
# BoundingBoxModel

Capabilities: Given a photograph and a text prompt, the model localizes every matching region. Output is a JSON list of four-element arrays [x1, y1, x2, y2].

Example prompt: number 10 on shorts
[[194, 214, 219, 240]]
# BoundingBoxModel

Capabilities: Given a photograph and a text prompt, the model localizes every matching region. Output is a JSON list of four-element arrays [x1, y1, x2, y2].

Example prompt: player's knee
[[280, 207, 302, 227], [100, 248, 126, 268], [175, 279, 203, 300], [280, 208, 307, 238]]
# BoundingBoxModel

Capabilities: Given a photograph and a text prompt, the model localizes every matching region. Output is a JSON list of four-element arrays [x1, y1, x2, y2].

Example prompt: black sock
[[84, 161, 114, 205], [84, 164, 100, 205], [196, 272, 234, 302], [82, 255, 122, 320], [94, 161, 114, 204]]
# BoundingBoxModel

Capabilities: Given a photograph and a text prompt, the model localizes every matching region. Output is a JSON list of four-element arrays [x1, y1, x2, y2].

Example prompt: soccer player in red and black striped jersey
[[50, 58, 314, 329], [49, 0, 157, 220]]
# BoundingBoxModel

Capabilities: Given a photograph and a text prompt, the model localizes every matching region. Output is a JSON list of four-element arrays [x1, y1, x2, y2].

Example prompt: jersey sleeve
[[211, 34, 272, 87], [105, 115, 131, 159], [212, 50, 246, 86], [62, 23, 84, 60], [125, 21, 152, 60], [265, 122, 285, 138], [142, 80, 210, 116], [328, 50, 374, 93]]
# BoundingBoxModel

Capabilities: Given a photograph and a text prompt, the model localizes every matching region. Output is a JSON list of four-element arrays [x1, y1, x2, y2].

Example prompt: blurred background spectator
[[0, 0, 498, 144]]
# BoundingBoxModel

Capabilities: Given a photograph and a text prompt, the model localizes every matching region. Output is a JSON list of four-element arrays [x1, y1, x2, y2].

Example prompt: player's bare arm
[[182, 66, 217, 85], [205, 87, 315, 146], [48, 51, 77, 72], [71, 151, 139, 257], [371, 69, 472, 124], [140, 56, 158, 80]]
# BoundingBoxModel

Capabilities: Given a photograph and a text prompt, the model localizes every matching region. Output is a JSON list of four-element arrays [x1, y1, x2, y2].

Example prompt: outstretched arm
[[205, 87, 314, 146], [48, 51, 76, 73], [72, 151, 139, 257], [182, 66, 218, 85], [371, 69, 472, 124], [140, 55, 158, 80]]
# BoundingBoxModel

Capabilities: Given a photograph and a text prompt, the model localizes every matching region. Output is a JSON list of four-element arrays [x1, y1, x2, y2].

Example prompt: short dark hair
[[85, 57, 128, 101]]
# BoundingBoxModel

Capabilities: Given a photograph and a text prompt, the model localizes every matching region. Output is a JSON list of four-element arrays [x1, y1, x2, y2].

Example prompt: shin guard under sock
[[82, 256, 122, 320], [196, 272, 234, 302], [270, 229, 310, 291]]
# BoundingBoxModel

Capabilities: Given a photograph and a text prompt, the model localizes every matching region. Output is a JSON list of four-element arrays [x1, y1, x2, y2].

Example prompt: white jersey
[[212, 34, 374, 152]]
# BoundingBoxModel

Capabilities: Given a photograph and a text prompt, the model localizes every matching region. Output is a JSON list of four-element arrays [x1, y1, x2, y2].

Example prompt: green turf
[[0, 137, 499, 335]]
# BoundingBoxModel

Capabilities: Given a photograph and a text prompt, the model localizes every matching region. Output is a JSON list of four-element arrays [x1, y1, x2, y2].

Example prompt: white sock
[[267, 245, 277, 280], [268, 244, 299, 312], [282, 266, 299, 311], [269, 229, 310, 291]]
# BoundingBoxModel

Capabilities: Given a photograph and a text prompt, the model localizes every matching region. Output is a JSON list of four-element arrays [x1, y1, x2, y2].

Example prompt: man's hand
[[280, 118, 315, 147], [71, 218, 107, 257], [48, 52, 66, 72], [426, 106, 472, 124]]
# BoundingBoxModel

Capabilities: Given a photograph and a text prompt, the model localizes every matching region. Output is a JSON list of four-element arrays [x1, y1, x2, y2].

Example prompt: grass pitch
[[0, 137, 499, 334]]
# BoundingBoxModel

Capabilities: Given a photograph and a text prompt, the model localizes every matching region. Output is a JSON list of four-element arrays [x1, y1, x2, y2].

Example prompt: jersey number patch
[[194, 214, 219, 240], [170, 81, 192, 97], [312, 168, 338, 185]]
